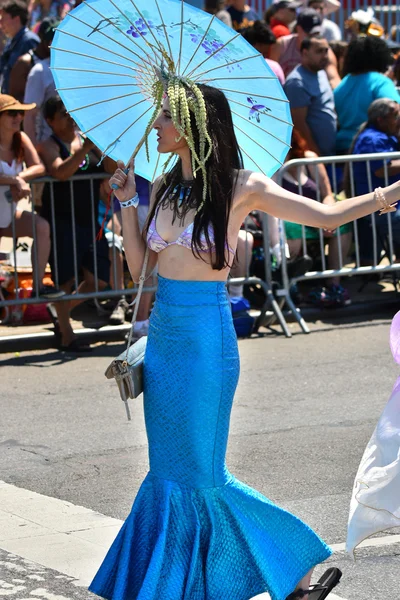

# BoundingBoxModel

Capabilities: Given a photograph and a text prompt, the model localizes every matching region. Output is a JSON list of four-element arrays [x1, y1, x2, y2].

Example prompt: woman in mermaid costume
[[89, 79, 400, 600]]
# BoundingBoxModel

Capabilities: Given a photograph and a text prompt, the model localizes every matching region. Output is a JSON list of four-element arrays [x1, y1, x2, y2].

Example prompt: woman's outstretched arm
[[245, 172, 400, 230]]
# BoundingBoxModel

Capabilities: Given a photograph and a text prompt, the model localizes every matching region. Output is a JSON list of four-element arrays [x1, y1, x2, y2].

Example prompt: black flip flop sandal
[[286, 568, 342, 600]]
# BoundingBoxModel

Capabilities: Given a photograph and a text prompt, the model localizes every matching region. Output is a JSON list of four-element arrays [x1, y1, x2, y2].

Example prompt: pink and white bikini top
[[147, 203, 235, 255]]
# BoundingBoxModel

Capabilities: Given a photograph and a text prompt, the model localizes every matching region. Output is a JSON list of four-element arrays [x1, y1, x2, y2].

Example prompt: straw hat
[[0, 95, 36, 113]]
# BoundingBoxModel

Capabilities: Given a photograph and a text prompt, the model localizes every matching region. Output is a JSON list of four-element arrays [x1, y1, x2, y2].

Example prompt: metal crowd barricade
[[275, 151, 400, 334], [0, 172, 157, 324]]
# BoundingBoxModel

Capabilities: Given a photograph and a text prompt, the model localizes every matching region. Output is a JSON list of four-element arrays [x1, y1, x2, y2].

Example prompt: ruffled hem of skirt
[[89, 472, 332, 600]]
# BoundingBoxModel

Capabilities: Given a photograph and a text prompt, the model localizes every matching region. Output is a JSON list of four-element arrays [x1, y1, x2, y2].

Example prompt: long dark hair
[[144, 84, 243, 271], [12, 131, 24, 163], [342, 36, 392, 77]]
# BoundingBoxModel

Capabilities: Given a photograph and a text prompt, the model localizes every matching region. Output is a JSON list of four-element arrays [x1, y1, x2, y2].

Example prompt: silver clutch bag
[[105, 248, 149, 420]]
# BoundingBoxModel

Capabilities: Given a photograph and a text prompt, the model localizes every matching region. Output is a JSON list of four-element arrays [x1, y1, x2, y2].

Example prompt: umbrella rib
[[155, 0, 173, 59], [229, 97, 293, 127], [57, 83, 140, 91], [67, 91, 142, 113], [104, 0, 160, 65], [50, 66, 135, 77], [185, 31, 242, 79], [193, 53, 268, 80], [51, 46, 147, 75], [82, 98, 149, 134], [100, 105, 153, 158], [127, 0, 165, 58], [202, 75, 290, 86], [64, 10, 153, 70], [177, 0, 185, 75], [239, 144, 267, 175], [81, 1, 157, 69], [180, 13, 217, 78], [233, 118, 285, 164], [231, 108, 291, 148], [220, 87, 290, 107]]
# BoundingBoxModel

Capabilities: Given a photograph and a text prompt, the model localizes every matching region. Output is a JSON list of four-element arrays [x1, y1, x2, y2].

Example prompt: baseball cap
[[272, 0, 302, 10], [38, 17, 59, 42], [0, 94, 36, 113], [296, 8, 323, 33]]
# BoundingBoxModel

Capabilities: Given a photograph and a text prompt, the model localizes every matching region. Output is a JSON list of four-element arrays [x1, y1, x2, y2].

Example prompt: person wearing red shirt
[[265, 0, 301, 39]]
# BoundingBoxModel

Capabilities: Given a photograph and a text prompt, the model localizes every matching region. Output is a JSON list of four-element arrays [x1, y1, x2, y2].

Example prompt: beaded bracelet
[[119, 193, 139, 209], [374, 187, 397, 216]]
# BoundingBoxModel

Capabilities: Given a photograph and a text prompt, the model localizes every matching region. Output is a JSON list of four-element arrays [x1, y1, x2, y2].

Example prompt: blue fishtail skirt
[[89, 276, 331, 600]]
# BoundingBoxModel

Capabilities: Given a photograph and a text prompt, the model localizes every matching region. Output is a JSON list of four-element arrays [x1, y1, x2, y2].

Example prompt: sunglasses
[[5, 109, 24, 117]]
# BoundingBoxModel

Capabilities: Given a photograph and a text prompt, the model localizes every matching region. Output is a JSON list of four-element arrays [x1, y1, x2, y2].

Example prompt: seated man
[[349, 98, 400, 263]]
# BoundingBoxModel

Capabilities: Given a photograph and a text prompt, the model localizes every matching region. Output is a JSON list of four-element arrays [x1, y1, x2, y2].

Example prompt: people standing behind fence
[[225, 0, 258, 33], [28, 0, 72, 32], [264, 0, 300, 40], [0, 94, 64, 299], [22, 18, 57, 147], [38, 95, 116, 352], [203, 0, 232, 28], [0, 0, 39, 95], [280, 129, 352, 307], [329, 40, 348, 79], [284, 36, 336, 156], [346, 99, 400, 264], [8, 17, 56, 118], [307, 0, 341, 42], [334, 36, 400, 155], [242, 21, 285, 85], [269, 8, 341, 88]]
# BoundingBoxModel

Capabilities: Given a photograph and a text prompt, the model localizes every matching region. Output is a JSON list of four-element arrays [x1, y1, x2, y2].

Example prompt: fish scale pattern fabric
[[89, 276, 332, 600]]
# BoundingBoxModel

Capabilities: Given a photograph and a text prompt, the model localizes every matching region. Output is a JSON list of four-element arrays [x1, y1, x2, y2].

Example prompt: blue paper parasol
[[50, 0, 292, 181]]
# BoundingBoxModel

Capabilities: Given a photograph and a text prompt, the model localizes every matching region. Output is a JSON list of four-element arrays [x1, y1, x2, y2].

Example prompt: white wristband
[[119, 193, 139, 209]]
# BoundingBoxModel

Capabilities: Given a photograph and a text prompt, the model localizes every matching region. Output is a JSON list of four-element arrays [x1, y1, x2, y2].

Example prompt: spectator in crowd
[[391, 54, 400, 88], [28, 0, 72, 32], [307, 0, 341, 42], [0, 0, 39, 95], [204, 0, 232, 27], [23, 18, 57, 146], [329, 40, 348, 78], [38, 95, 116, 352], [96, 183, 126, 324], [8, 17, 56, 110], [334, 36, 400, 154], [228, 229, 254, 299], [347, 98, 400, 263], [98, 174, 155, 337], [0, 94, 63, 299], [226, 0, 258, 32], [264, 0, 301, 40], [242, 21, 285, 85], [281, 129, 352, 307], [269, 8, 341, 88], [344, 7, 384, 42], [389, 25, 400, 44], [284, 37, 337, 156]]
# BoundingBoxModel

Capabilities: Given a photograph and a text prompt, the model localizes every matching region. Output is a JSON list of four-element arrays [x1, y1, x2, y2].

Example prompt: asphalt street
[[1, 306, 400, 600]]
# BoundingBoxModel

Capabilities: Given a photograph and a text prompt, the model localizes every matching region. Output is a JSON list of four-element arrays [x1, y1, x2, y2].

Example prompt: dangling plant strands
[[148, 49, 213, 213]]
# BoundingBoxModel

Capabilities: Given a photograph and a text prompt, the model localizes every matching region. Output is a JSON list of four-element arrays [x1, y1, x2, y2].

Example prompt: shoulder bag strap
[[125, 247, 149, 358]]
